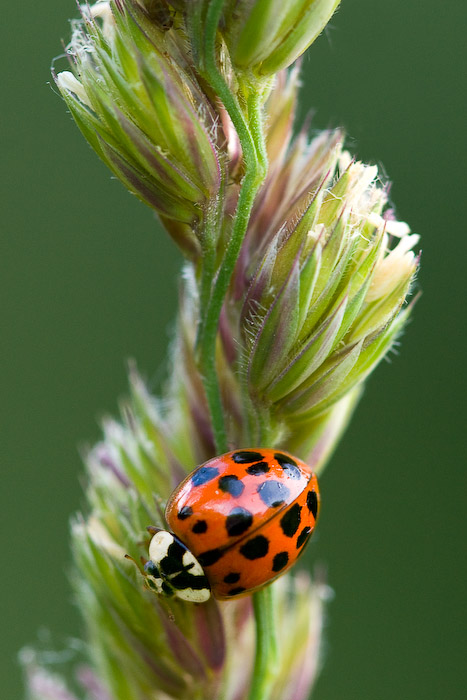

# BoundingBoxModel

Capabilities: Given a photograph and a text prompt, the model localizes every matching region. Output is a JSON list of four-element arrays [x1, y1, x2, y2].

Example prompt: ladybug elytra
[[144, 449, 320, 601]]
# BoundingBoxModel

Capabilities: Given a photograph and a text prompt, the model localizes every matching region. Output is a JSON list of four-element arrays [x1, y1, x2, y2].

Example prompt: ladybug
[[145, 449, 320, 601]]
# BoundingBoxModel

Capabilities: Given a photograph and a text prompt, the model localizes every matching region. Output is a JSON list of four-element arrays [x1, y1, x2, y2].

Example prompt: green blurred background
[[2, 1, 466, 697]]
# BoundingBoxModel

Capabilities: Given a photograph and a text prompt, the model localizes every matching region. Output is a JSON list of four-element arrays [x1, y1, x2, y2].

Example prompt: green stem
[[198, 154, 265, 452], [201, 1, 261, 163], [198, 245, 215, 335], [246, 85, 269, 178], [194, 11, 277, 699], [246, 405, 278, 700], [196, 0, 264, 454], [197, 197, 222, 348], [249, 586, 279, 700]]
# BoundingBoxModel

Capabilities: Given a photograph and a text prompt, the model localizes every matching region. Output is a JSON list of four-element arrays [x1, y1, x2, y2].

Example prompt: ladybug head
[[145, 528, 211, 603]]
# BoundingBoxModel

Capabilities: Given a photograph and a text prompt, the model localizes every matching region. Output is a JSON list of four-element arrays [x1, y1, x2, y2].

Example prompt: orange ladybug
[[145, 449, 320, 601]]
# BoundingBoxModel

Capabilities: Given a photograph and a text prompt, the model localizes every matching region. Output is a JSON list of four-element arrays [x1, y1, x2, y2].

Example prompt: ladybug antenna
[[124, 553, 144, 574]]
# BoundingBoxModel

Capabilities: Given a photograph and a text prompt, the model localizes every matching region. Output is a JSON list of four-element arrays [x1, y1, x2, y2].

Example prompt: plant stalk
[[249, 586, 279, 700], [196, 0, 265, 454], [195, 7, 277, 699]]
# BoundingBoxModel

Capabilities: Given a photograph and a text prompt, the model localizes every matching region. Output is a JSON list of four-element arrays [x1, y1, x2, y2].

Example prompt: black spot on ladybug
[[257, 480, 290, 508], [246, 461, 270, 475], [159, 540, 187, 575], [170, 570, 210, 591], [296, 526, 311, 549], [306, 490, 318, 519], [225, 507, 253, 537], [232, 450, 264, 463], [272, 551, 289, 572], [227, 586, 246, 596], [274, 452, 301, 480], [191, 466, 220, 486], [223, 572, 241, 584], [218, 474, 245, 497], [240, 535, 269, 560], [177, 505, 193, 520], [198, 548, 224, 567], [280, 503, 302, 537], [168, 539, 186, 559], [192, 520, 208, 534]]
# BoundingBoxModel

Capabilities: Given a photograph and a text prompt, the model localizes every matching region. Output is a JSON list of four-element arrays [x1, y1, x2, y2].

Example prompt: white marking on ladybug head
[[175, 586, 211, 603], [148, 529, 173, 563], [182, 550, 205, 577]]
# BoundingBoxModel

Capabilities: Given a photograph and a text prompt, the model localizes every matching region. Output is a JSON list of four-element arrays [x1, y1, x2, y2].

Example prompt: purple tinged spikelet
[[231, 137, 418, 426], [55, 0, 222, 254]]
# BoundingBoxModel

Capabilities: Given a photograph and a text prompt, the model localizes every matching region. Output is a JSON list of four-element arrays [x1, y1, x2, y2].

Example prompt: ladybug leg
[[146, 525, 162, 536]]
